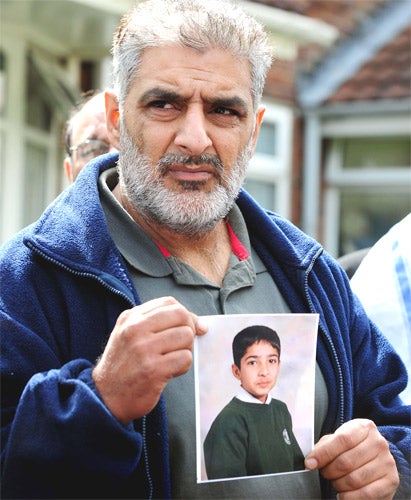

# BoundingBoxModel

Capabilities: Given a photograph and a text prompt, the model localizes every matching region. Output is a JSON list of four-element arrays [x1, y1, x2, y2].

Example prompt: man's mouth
[[167, 164, 216, 182]]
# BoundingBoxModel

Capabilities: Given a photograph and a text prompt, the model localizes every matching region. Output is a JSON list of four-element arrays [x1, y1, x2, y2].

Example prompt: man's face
[[232, 340, 280, 403], [65, 96, 112, 183], [113, 45, 264, 235]]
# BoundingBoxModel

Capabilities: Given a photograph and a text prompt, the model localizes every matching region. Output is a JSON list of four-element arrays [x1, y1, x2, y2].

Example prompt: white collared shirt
[[235, 385, 272, 405]]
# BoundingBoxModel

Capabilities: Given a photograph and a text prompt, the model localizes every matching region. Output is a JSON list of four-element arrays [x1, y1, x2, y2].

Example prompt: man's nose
[[174, 106, 212, 155]]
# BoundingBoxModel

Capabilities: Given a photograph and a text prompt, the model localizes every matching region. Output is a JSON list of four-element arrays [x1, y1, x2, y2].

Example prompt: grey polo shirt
[[99, 168, 327, 499]]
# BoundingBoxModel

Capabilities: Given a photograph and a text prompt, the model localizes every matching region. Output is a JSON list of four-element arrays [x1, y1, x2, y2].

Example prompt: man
[[64, 91, 114, 183], [351, 213, 411, 404], [0, 1, 409, 499]]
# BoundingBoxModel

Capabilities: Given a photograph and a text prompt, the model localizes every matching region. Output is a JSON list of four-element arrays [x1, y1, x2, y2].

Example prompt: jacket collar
[[24, 152, 322, 279]]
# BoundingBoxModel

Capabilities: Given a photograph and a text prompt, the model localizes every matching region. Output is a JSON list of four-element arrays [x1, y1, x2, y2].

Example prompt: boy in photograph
[[203, 325, 305, 480]]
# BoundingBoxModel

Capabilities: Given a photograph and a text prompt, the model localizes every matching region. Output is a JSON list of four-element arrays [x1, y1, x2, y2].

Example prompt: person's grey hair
[[112, 0, 273, 111]]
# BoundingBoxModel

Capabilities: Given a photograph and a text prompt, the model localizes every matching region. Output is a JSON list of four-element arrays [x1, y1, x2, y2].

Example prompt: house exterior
[[294, 0, 411, 255], [0, 0, 128, 242], [1, 0, 410, 257]]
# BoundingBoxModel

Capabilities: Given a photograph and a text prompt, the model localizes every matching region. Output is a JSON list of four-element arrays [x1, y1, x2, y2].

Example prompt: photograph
[[194, 313, 319, 483]]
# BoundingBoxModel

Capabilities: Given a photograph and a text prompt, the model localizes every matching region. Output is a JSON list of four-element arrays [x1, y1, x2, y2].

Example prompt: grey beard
[[117, 126, 252, 237]]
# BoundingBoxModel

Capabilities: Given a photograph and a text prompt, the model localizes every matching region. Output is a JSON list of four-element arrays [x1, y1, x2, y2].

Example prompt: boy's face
[[232, 340, 280, 403]]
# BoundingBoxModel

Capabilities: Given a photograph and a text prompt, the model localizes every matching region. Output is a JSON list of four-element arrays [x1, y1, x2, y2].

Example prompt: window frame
[[0, 32, 69, 243], [246, 100, 293, 218], [322, 113, 411, 256]]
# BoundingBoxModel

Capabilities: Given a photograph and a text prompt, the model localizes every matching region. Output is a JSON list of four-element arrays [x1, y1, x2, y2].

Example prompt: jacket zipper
[[29, 242, 156, 497], [28, 242, 135, 307], [304, 249, 345, 429]]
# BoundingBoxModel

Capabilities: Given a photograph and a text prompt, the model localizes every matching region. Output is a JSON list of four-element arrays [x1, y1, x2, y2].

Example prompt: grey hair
[[112, 0, 273, 111]]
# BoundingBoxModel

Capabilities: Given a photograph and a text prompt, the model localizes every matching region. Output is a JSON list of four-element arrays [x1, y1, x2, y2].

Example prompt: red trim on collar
[[155, 241, 172, 258], [154, 222, 249, 261], [226, 222, 250, 261]]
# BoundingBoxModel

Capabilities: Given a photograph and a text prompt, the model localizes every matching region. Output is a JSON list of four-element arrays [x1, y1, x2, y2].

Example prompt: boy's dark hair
[[232, 325, 281, 368]]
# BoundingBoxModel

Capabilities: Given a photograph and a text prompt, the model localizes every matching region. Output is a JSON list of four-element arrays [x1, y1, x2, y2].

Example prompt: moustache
[[157, 153, 224, 175]]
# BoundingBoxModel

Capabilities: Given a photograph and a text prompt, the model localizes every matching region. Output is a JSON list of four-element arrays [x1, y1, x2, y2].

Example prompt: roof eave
[[297, 0, 411, 108]]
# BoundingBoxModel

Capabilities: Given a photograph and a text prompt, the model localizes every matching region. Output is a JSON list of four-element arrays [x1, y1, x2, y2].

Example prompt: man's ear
[[250, 106, 265, 155], [231, 364, 241, 381], [64, 157, 74, 184], [105, 91, 121, 149]]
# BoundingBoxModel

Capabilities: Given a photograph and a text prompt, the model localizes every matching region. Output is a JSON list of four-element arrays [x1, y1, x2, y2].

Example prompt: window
[[338, 189, 410, 254], [323, 130, 411, 256], [0, 50, 6, 200], [342, 137, 410, 169], [26, 55, 52, 130], [23, 142, 48, 225], [0, 50, 6, 116], [245, 102, 293, 217], [0, 40, 73, 243], [255, 121, 277, 156]]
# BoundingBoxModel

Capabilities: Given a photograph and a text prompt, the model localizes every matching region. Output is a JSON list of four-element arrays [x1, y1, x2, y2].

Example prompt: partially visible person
[[337, 247, 370, 280], [351, 213, 411, 403], [64, 91, 116, 183], [204, 325, 304, 479]]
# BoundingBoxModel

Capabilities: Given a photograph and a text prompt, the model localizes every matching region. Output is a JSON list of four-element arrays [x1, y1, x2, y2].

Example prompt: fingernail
[[305, 457, 318, 470], [196, 317, 208, 333]]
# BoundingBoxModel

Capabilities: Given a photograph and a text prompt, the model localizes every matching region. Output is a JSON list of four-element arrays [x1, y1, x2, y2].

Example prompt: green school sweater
[[204, 397, 305, 480]]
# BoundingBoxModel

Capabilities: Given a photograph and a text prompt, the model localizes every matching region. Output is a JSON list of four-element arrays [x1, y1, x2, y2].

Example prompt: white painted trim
[[321, 114, 411, 137], [323, 187, 341, 257], [0, 36, 27, 243], [301, 113, 321, 238], [238, 0, 338, 46]]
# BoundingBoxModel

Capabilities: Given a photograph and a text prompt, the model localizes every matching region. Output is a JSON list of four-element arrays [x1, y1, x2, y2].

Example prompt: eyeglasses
[[69, 139, 111, 162]]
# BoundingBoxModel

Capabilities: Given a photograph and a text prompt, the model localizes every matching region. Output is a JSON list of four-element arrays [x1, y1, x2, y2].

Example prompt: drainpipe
[[301, 110, 321, 240]]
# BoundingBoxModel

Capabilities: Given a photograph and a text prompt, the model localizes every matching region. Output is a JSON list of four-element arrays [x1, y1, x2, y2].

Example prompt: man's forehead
[[72, 116, 108, 145], [74, 105, 105, 131], [133, 45, 253, 97]]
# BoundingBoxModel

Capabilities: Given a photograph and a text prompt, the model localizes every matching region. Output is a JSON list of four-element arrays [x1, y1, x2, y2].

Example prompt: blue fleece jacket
[[1, 153, 410, 499]]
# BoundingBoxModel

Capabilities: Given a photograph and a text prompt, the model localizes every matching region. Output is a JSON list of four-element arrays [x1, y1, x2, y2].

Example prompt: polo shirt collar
[[99, 167, 262, 281]]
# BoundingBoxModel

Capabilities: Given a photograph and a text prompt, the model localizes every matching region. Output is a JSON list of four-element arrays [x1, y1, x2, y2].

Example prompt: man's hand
[[92, 296, 207, 424], [305, 419, 399, 499]]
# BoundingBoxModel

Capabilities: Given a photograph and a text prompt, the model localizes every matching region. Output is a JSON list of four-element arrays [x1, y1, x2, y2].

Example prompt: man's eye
[[81, 145, 98, 157], [214, 107, 238, 116], [149, 100, 174, 109]]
